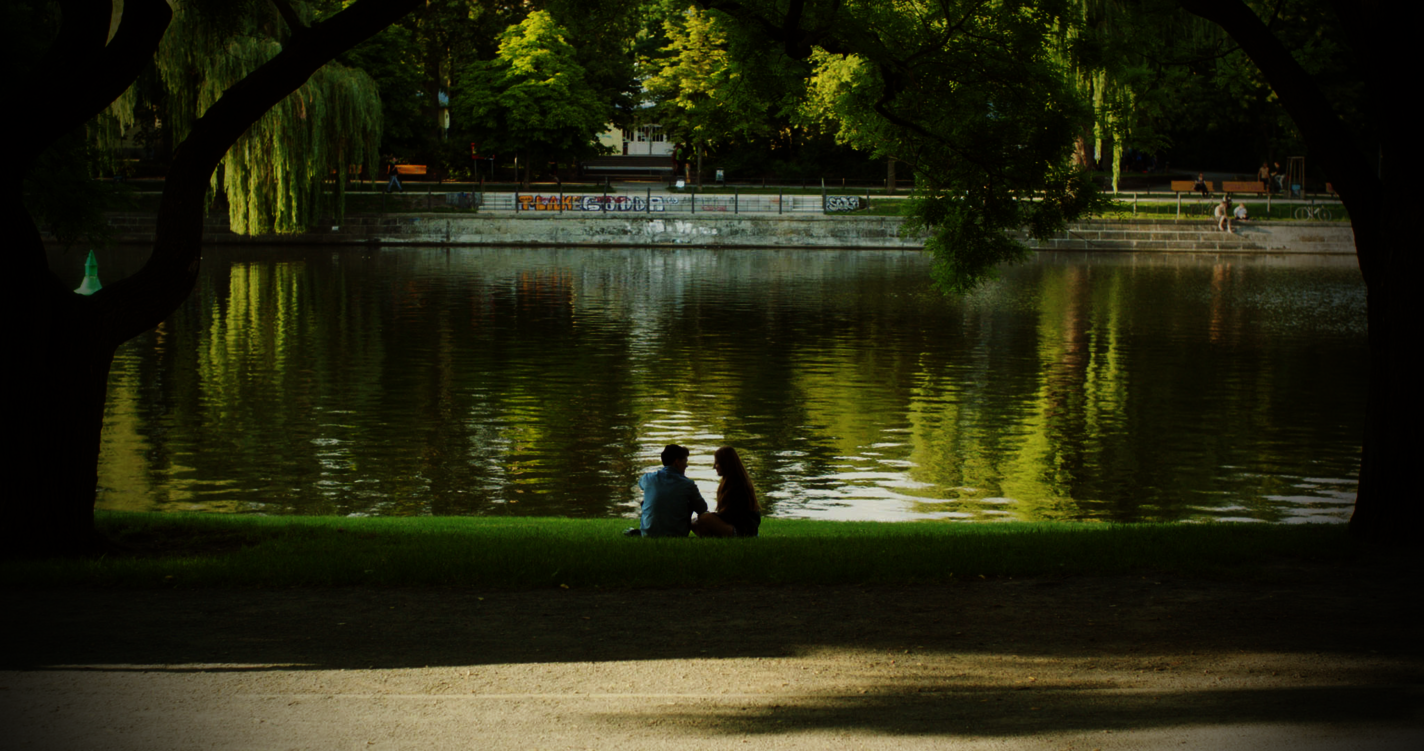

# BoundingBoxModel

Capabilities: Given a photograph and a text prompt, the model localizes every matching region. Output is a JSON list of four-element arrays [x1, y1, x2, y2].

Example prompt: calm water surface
[[77, 246, 1366, 523]]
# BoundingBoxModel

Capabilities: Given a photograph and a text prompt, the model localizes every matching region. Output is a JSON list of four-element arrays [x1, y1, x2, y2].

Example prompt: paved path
[[4, 563, 1420, 750]]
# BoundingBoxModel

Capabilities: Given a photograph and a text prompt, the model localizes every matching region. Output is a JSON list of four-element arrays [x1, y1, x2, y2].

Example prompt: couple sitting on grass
[[629, 444, 761, 538]]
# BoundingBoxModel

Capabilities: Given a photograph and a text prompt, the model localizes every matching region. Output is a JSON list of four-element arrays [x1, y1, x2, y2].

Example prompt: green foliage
[[643, 6, 767, 148], [795, 0, 1105, 292], [640, 3, 830, 183], [1055, 1, 1153, 190], [458, 11, 612, 171], [339, 22, 425, 156], [541, 0, 645, 125], [134, 1, 384, 234], [1152, 1, 1369, 173]]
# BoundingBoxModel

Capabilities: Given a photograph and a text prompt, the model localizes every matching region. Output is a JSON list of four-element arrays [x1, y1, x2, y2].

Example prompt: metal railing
[[478, 191, 874, 215]]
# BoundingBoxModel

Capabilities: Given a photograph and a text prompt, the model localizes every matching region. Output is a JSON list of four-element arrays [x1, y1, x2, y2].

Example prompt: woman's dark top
[[717, 485, 761, 537]]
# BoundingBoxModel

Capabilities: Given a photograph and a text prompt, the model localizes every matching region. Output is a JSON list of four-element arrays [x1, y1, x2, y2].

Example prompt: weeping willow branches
[[1054, 0, 1226, 192], [103, 0, 383, 234], [1054, 0, 1142, 193]]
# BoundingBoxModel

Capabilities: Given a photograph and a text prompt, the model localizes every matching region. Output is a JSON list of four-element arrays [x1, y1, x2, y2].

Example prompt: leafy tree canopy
[[717, 0, 1105, 291], [642, 5, 805, 151], [458, 10, 612, 177]]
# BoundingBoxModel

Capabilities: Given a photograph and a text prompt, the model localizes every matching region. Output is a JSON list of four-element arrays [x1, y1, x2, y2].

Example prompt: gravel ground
[[3, 558, 1421, 750]]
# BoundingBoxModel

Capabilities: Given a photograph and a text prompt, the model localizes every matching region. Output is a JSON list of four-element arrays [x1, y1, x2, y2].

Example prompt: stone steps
[[1037, 238, 1263, 251], [1026, 221, 1267, 251]]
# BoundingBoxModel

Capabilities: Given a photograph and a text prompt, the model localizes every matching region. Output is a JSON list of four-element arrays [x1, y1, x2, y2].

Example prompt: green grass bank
[[0, 512, 1363, 590]]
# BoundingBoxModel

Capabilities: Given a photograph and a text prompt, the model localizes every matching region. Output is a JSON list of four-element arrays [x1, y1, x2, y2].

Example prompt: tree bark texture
[[8, 0, 421, 555], [1179, 0, 1417, 541]]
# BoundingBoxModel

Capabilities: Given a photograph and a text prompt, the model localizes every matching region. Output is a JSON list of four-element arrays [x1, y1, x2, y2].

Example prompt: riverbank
[[0, 513, 1369, 589], [100, 212, 1358, 253]]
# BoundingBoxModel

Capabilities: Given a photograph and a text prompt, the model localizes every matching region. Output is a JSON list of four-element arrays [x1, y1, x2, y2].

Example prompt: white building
[[597, 124, 674, 156]]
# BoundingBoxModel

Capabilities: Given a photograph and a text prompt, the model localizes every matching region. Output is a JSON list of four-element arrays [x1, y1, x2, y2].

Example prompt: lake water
[[79, 246, 1366, 523]]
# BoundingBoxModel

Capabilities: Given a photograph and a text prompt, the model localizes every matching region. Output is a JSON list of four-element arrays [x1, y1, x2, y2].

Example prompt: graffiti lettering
[[518, 193, 578, 210], [823, 196, 863, 212], [516, 195, 665, 212]]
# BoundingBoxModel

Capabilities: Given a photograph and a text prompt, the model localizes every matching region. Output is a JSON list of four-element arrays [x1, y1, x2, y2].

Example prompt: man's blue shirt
[[638, 466, 708, 537]]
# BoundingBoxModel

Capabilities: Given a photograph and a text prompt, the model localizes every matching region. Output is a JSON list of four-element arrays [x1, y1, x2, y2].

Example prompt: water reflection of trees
[[94, 248, 1366, 523]]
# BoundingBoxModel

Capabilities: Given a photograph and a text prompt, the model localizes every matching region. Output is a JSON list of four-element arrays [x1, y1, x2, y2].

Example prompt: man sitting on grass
[[628, 444, 708, 537]]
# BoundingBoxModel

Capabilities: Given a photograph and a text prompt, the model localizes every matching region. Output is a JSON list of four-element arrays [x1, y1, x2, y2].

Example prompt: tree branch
[[19, 0, 172, 175], [270, 0, 308, 38], [93, 0, 422, 346], [1177, 0, 1380, 276]]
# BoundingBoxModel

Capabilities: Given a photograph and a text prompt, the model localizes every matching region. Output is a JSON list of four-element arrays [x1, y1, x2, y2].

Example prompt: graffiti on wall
[[517, 195, 666, 212], [823, 196, 863, 212]]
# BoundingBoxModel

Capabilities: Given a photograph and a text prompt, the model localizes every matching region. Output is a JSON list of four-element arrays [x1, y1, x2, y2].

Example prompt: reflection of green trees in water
[[98, 249, 1365, 522]]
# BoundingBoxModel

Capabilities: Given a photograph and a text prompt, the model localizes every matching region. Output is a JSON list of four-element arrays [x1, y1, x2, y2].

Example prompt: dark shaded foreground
[[3, 557, 1421, 748]]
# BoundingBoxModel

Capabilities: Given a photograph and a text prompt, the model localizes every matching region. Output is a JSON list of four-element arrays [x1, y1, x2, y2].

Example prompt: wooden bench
[[394, 164, 428, 178], [1171, 180, 1214, 193], [1221, 180, 1268, 194]]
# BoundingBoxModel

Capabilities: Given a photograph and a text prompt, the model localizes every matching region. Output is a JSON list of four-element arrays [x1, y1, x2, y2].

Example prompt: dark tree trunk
[[10, 225, 118, 554], [9, 0, 420, 557], [1072, 131, 1095, 172], [1179, 0, 1418, 541], [886, 156, 897, 194], [420, 2, 445, 175]]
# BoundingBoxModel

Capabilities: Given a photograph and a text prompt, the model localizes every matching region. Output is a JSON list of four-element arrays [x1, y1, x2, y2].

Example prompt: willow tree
[[96, 1, 385, 234], [1054, 0, 1154, 189], [7, 0, 419, 556]]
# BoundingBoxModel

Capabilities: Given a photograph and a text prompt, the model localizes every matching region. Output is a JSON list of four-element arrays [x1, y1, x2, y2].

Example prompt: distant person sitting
[[1233, 203, 1249, 222], [1193, 172, 1210, 197], [1215, 197, 1234, 232], [691, 446, 762, 538], [630, 444, 708, 537]]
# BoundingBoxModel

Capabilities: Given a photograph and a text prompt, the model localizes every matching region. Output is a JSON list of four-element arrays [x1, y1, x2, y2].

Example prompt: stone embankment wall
[[103, 213, 1356, 253]]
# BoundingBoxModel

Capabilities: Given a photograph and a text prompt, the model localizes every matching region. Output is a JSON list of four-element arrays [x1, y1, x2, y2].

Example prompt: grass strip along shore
[[2, 512, 1362, 590]]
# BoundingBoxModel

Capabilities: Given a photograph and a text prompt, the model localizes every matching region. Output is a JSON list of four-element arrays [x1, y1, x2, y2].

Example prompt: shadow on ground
[[4, 561, 1422, 737]]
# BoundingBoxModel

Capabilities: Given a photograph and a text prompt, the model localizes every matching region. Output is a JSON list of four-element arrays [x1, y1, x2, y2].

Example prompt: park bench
[[395, 164, 428, 179], [1171, 180, 1214, 193], [1221, 180, 1268, 194]]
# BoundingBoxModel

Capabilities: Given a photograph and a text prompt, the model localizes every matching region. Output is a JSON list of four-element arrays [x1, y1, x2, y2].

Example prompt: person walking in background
[[385, 156, 403, 193], [1257, 162, 1273, 193], [692, 446, 762, 538], [630, 444, 708, 537]]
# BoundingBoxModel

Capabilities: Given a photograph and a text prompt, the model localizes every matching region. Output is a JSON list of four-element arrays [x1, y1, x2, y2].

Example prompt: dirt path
[[4, 560, 1421, 750]]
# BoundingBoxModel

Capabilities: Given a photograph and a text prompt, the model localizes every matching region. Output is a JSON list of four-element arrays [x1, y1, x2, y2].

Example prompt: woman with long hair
[[692, 446, 762, 538]]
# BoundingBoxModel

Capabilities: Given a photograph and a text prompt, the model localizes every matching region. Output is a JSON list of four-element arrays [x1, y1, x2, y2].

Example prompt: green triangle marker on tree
[[74, 250, 102, 295]]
